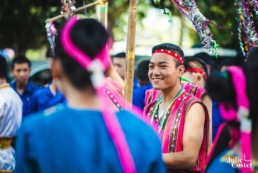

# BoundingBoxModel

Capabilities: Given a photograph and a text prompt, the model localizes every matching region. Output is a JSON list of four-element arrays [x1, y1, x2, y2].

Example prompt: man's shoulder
[[0, 86, 22, 104], [27, 82, 40, 91], [9, 81, 15, 89], [33, 86, 49, 97]]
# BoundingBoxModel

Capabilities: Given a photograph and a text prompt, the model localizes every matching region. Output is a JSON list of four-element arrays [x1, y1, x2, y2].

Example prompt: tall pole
[[99, 0, 108, 28], [125, 0, 137, 108]]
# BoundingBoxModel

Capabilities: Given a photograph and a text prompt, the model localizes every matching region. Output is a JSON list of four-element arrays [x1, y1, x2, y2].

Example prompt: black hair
[[112, 52, 126, 59], [11, 56, 31, 69], [152, 43, 184, 67], [206, 70, 237, 110], [220, 56, 244, 68], [137, 60, 150, 81], [184, 57, 208, 75], [54, 18, 108, 90], [0, 55, 7, 79], [193, 52, 220, 72]]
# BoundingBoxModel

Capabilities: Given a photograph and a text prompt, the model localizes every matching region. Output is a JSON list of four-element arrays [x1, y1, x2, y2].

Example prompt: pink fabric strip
[[96, 88, 137, 173], [219, 67, 249, 122], [61, 18, 92, 69], [227, 66, 249, 112], [61, 17, 110, 70], [227, 67, 251, 173], [240, 132, 252, 173], [219, 66, 251, 173]]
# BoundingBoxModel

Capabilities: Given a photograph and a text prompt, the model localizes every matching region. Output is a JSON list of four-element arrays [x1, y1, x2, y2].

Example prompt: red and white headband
[[153, 49, 184, 64]]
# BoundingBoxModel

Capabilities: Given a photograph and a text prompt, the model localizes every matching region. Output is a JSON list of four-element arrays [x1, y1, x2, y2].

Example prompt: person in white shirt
[[0, 55, 22, 172]]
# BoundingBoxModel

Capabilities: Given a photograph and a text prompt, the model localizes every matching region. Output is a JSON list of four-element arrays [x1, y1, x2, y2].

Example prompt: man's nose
[[153, 67, 160, 75], [19, 71, 26, 77]]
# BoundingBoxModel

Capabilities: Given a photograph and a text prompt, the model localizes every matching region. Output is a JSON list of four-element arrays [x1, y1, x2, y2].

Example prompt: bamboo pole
[[125, 0, 137, 108], [45, 0, 107, 23], [98, 0, 108, 28]]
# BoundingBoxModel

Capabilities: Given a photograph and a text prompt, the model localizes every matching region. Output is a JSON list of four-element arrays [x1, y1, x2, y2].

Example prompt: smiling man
[[144, 43, 209, 172], [10, 56, 39, 117]]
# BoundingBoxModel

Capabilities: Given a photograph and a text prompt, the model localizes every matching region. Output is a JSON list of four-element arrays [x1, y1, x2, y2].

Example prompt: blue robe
[[14, 105, 166, 173]]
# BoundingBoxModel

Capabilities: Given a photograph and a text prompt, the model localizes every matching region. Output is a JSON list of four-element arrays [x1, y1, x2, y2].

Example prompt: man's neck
[[65, 88, 101, 110], [49, 83, 57, 96], [15, 81, 27, 94], [0, 78, 7, 85], [160, 82, 182, 104]]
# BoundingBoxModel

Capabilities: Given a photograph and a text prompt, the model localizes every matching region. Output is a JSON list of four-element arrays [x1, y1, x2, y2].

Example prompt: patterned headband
[[153, 49, 184, 64]]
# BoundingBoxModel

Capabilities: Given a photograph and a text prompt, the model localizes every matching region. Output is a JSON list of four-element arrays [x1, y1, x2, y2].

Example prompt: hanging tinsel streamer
[[60, 0, 77, 20], [242, 0, 258, 49], [163, 8, 173, 23], [83, 0, 88, 17], [235, 0, 258, 55], [247, 0, 258, 17], [235, 1, 248, 56], [154, 0, 173, 23], [239, 16, 248, 57], [45, 22, 57, 57], [170, 0, 219, 57]]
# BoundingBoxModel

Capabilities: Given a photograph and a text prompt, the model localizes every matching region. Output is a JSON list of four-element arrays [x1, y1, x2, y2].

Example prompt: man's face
[[112, 57, 126, 79], [12, 63, 31, 84], [182, 72, 205, 88], [148, 53, 184, 90]]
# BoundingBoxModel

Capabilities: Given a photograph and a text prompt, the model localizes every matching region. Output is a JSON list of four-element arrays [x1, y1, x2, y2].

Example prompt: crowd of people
[[0, 17, 257, 173]]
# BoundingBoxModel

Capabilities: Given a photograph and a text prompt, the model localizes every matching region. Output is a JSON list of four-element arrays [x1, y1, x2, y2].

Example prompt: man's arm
[[0, 97, 7, 119], [105, 63, 125, 89], [163, 103, 205, 169], [202, 94, 212, 151]]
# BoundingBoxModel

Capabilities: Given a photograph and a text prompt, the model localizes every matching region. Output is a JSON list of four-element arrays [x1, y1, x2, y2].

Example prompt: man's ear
[[51, 59, 63, 80], [178, 65, 185, 77], [197, 73, 202, 81]]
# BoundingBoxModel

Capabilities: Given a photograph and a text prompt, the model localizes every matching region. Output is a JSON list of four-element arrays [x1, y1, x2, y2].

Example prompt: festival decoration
[[235, 0, 258, 56], [60, 0, 77, 19], [163, 8, 173, 23], [45, 22, 57, 57], [247, 0, 258, 17], [83, 0, 88, 16], [170, 0, 219, 56]]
